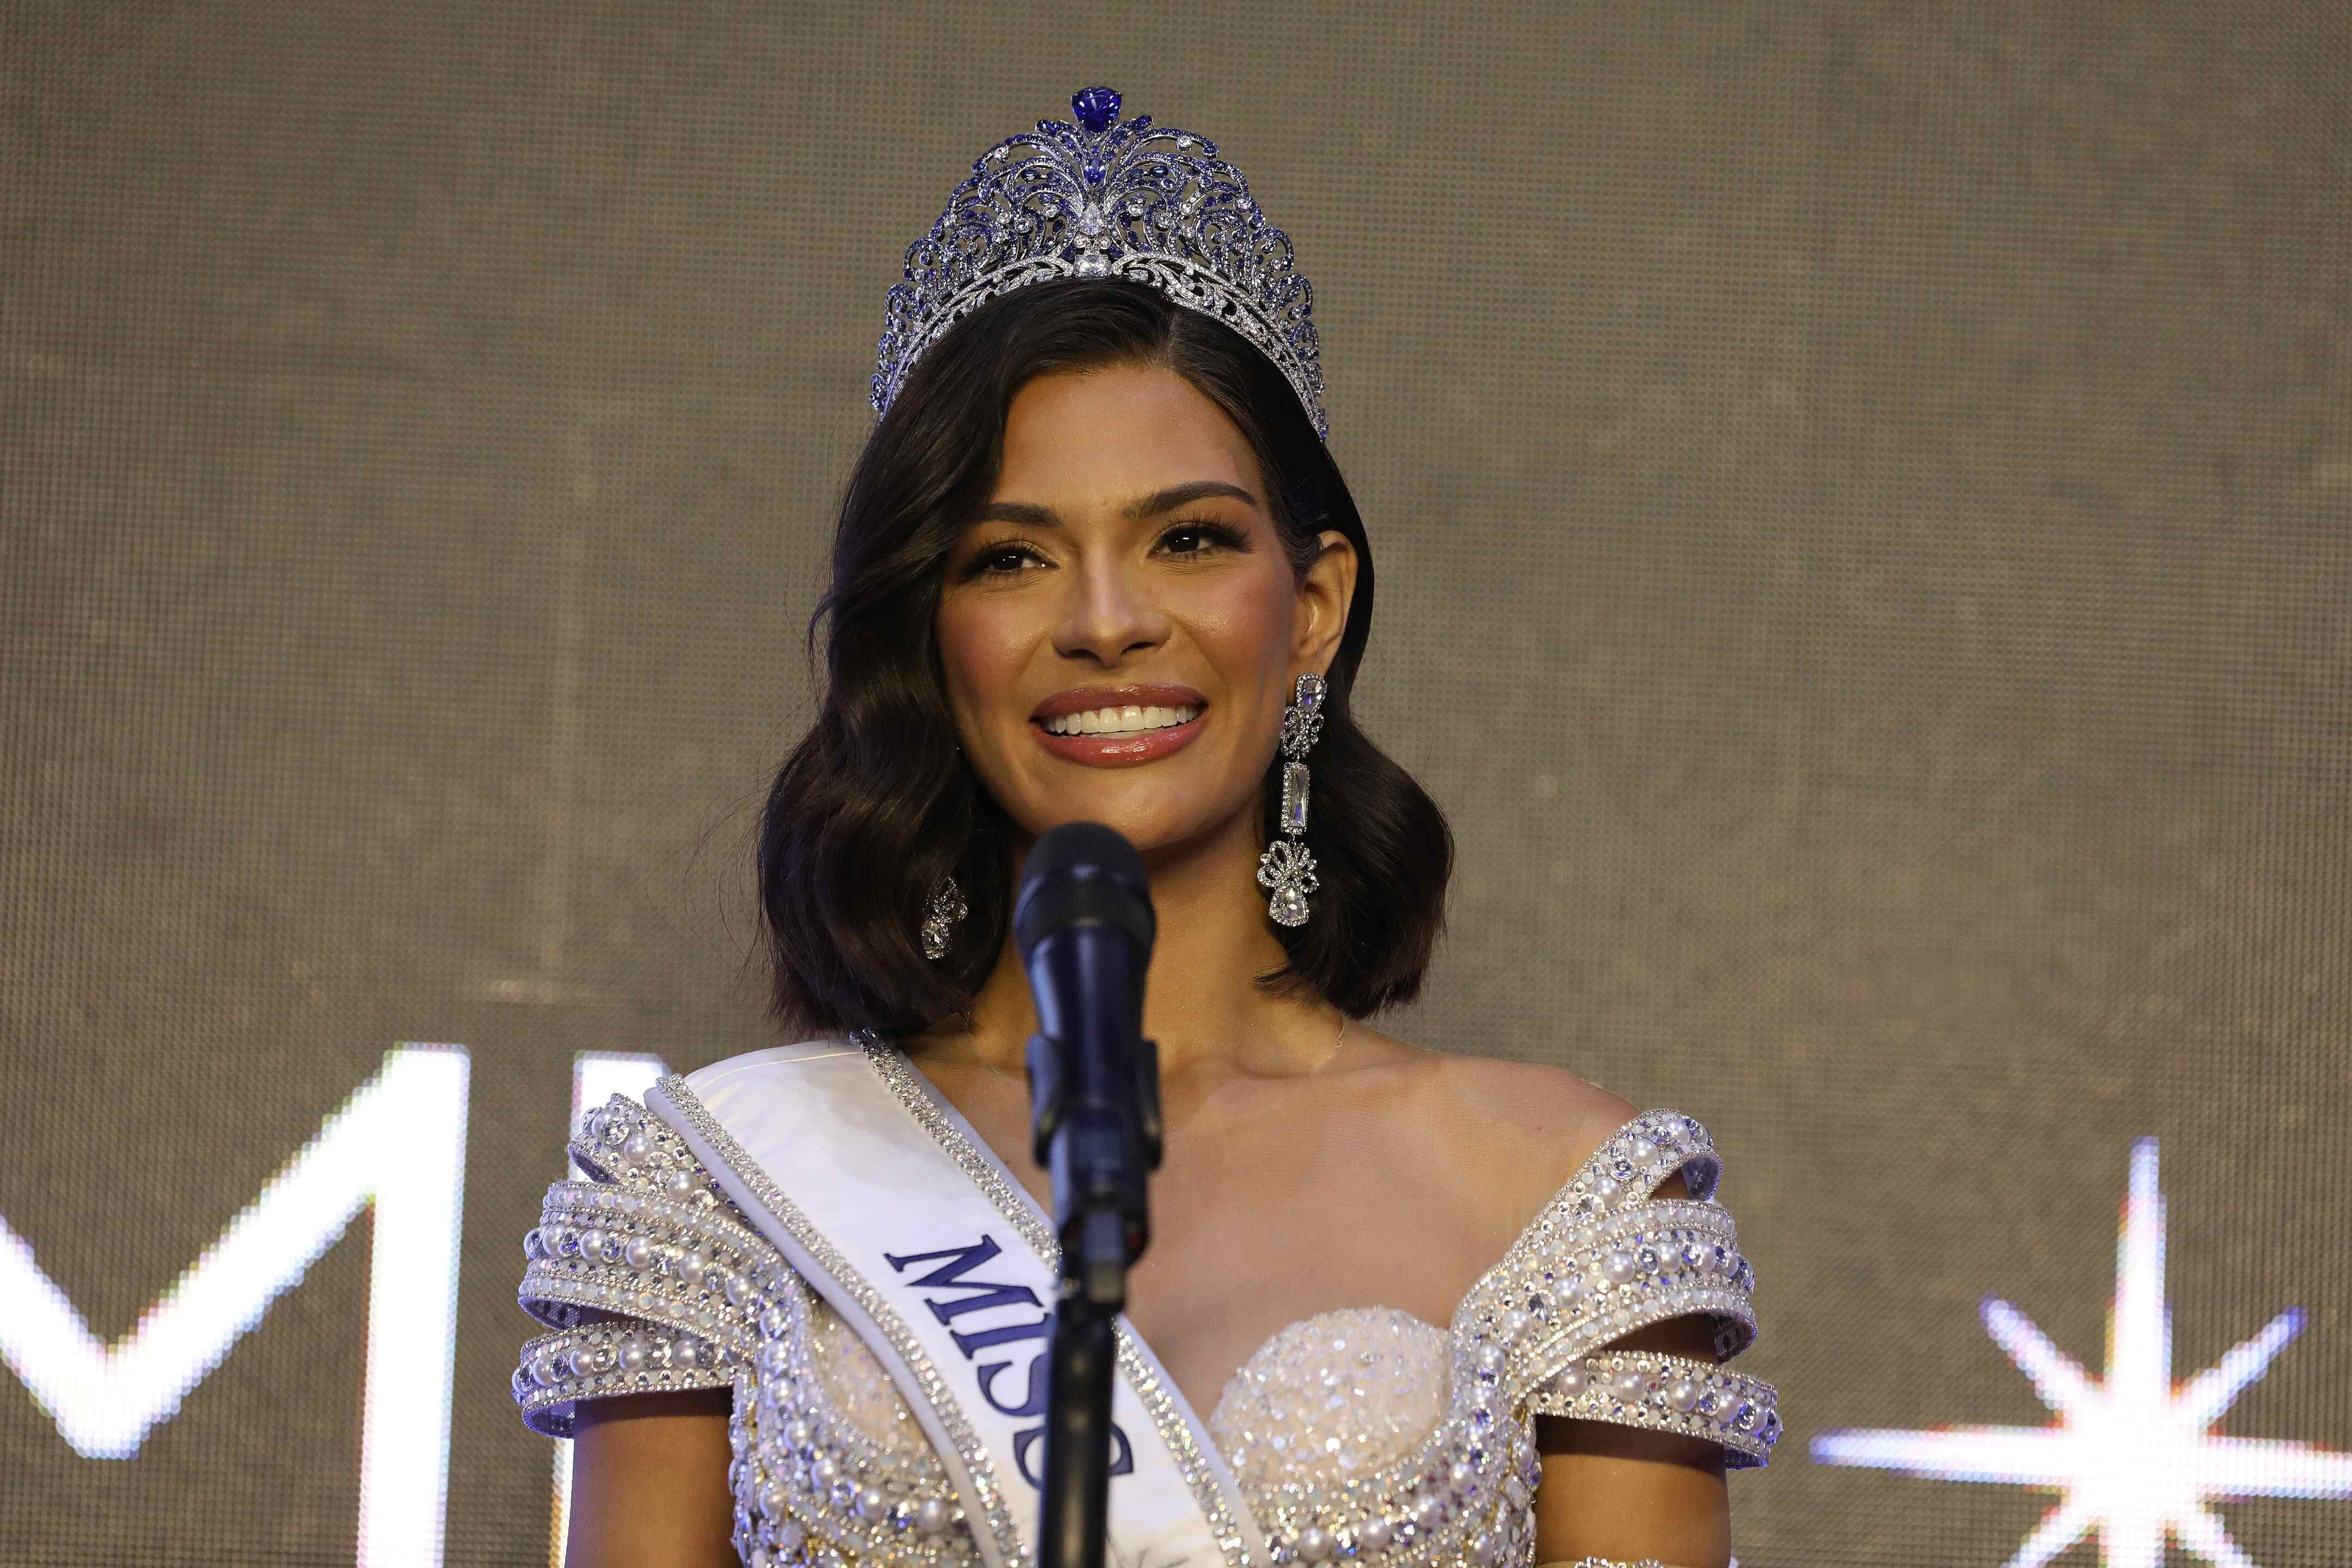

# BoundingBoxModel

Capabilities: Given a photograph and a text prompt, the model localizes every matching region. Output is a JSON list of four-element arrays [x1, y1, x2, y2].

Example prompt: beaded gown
[[513, 1046, 1779, 1568]]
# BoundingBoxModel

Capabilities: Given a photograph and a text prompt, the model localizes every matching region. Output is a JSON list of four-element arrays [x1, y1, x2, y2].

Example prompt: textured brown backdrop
[[3, 4, 2347, 1565]]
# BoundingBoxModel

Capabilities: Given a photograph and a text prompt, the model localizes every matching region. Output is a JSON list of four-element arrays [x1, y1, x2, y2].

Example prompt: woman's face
[[937, 362, 1354, 856]]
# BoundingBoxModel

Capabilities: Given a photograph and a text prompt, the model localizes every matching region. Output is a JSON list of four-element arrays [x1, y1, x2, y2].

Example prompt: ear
[[1292, 529, 1358, 677]]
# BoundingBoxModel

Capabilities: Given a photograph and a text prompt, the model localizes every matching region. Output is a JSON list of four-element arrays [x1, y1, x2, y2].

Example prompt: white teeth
[[1043, 703, 1201, 736]]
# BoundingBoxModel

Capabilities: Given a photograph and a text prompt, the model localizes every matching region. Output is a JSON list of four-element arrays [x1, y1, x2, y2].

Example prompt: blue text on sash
[[886, 1234, 1136, 1487]]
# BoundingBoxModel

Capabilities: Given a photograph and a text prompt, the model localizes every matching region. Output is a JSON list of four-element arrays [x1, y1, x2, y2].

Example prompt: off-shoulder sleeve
[[511, 1092, 796, 1437], [1461, 1108, 1781, 1469]]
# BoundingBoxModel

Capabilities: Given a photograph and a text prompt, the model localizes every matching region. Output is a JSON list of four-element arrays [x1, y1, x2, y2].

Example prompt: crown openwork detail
[[872, 86, 1327, 438]]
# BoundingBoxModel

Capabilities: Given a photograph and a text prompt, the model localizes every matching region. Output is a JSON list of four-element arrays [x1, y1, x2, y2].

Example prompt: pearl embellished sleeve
[[1463, 1110, 1781, 1469], [512, 1093, 795, 1437]]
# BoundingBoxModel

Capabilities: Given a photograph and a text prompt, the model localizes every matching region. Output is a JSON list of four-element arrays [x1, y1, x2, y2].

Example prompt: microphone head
[[1014, 822, 1155, 961]]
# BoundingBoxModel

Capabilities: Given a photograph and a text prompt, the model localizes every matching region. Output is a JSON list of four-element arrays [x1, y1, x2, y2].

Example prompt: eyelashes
[[958, 541, 1045, 580], [1157, 519, 1251, 556], [954, 518, 1252, 581]]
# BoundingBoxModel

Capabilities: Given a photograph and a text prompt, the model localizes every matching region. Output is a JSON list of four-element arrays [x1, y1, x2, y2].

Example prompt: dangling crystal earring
[[1257, 673, 1326, 928], [921, 875, 967, 960]]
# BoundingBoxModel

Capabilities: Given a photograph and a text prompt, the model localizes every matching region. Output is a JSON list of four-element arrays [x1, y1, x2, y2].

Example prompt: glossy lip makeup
[[1031, 684, 1208, 767]]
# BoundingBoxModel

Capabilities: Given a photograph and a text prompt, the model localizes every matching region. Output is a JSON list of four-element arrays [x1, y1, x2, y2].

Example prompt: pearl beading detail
[[654, 1075, 1030, 1568], [1480, 1200, 1757, 1408], [513, 1088, 1777, 1568], [1209, 1307, 1539, 1568], [737, 1243, 976, 1568], [1205, 1106, 1778, 1567], [1526, 1350, 1780, 1469], [523, 1179, 783, 1339], [516, 1092, 984, 1568], [514, 1097, 782, 1435], [514, 1318, 739, 1429]]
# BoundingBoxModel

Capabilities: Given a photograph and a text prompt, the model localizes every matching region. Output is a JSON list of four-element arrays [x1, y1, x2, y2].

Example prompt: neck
[[914, 804, 1345, 1081]]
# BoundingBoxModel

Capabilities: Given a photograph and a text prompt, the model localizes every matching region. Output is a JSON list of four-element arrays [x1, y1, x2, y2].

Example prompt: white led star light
[[1813, 1138, 2352, 1567]]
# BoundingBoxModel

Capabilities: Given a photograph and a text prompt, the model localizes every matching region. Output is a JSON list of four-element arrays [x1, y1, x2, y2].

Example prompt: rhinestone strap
[[519, 1178, 781, 1339], [514, 1321, 739, 1437], [1547, 1109, 1724, 1216], [1515, 1203, 1759, 1382], [1472, 1200, 1758, 1398], [513, 1094, 795, 1436], [1456, 1110, 1777, 1469], [1526, 1350, 1780, 1469], [567, 1090, 732, 1201]]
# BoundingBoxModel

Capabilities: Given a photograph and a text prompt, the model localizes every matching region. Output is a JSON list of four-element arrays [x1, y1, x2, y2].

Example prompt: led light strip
[[0, 1045, 471, 1567]]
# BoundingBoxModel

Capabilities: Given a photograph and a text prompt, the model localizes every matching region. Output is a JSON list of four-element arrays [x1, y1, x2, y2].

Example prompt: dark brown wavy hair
[[757, 280, 1451, 1035]]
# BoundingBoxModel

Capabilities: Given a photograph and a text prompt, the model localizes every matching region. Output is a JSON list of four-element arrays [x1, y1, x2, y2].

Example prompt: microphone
[[1013, 821, 1162, 1568], [1013, 821, 1163, 1309]]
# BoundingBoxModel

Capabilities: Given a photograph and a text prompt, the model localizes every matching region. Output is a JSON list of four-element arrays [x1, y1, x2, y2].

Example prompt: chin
[[1013, 793, 1239, 861]]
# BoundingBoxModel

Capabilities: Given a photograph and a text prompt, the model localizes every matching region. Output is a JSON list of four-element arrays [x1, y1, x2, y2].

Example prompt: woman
[[515, 88, 1777, 1568]]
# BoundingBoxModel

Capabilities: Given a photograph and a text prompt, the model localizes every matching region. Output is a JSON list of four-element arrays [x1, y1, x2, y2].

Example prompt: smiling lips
[[1031, 685, 1208, 765]]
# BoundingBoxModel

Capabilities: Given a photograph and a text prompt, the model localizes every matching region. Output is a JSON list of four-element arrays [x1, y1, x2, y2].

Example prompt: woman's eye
[[1159, 520, 1247, 556], [965, 543, 1042, 578]]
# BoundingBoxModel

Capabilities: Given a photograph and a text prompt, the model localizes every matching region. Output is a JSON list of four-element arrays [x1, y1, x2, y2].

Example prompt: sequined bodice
[[1210, 1308, 1451, 1493], [513, 1057, 1778, 1568]]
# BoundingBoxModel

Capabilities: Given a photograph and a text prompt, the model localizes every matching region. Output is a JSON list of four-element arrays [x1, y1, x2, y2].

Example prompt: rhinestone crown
[[872, 86, 1327, 438]]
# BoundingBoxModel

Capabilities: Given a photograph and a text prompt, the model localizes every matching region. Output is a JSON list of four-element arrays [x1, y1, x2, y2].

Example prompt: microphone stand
[[1025, 945, 1162, 1568]]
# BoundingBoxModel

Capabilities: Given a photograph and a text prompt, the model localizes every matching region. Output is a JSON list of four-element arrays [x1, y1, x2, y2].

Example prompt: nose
[[1051, 549, 1170, 667]]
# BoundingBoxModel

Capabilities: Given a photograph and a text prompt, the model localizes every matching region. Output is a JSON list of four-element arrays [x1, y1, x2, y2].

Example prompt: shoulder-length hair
[[758, 280, 1451, 1034]]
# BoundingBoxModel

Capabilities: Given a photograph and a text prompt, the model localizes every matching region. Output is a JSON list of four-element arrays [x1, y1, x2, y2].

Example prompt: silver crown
[[872, 87, 1327, 438]]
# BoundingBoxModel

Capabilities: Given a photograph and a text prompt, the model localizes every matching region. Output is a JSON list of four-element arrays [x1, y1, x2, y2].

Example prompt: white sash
[[646, 1040, 1262, 1568]]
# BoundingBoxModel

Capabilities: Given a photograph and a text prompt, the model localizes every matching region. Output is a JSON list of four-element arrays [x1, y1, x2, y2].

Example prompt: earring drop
[[1257, 673, 1326, 928], [921, 875, 967, 960]]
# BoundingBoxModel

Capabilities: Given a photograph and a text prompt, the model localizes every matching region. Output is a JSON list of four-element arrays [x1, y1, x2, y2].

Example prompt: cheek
[[936, 595, 1042, 751], [1186, 560, 1300, 677]]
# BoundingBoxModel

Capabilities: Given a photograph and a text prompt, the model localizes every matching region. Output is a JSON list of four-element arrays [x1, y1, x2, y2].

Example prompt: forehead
[[993, 363, 1261, 506]]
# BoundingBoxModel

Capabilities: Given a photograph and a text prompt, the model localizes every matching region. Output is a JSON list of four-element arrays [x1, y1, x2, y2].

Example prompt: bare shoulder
[[1432, 1050, 1644, 1220], [1333, 1027, 1645, 1256]]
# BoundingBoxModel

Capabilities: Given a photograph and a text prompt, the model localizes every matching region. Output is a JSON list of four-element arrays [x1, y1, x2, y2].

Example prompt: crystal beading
[[1279, 763, 1310, 834], [1526, 1349, 1781, 1469], [513, 1093, 979, 1568], [1278, 675, 1326, 759], [743, 1246, 974, 1568], [513, 1320, 739, 1430], [513, 1076, 1775, 1568], [873, 87, 1328, 439], [1258, 674, 1327, 927], [653, 1074, 1028, 1568], [921, 875, 967, 962]]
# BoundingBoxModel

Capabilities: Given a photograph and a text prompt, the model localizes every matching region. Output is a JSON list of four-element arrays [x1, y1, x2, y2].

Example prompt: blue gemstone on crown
[[1071, 86, 1120, 134], [871, 86, 1327, 439]]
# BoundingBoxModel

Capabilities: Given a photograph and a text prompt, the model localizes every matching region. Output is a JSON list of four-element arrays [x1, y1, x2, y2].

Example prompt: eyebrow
[[1124, 480, 1259, 519], [970, 480, 1261, 530]]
